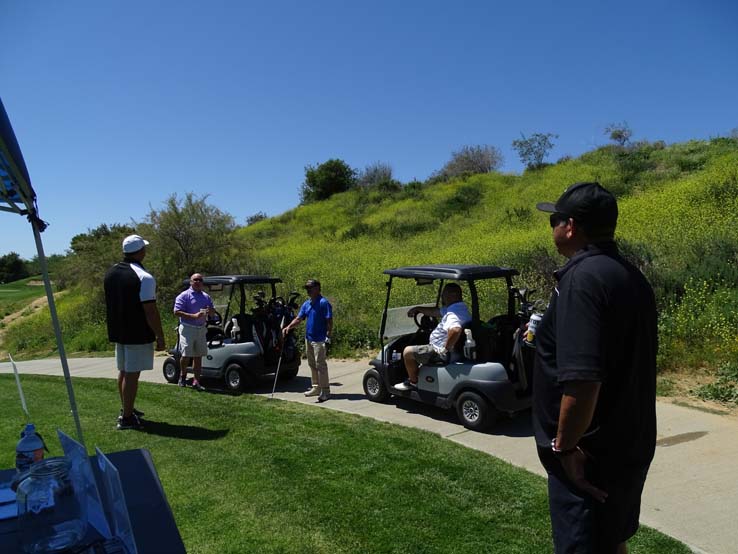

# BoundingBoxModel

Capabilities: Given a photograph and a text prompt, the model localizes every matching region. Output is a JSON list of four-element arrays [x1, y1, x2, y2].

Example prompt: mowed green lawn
[[0, 277, 46, 318], [0, 375, 689, 554]]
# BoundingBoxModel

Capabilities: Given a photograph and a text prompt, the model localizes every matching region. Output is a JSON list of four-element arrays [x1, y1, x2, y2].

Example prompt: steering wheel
[[414, 311, 438, 331]]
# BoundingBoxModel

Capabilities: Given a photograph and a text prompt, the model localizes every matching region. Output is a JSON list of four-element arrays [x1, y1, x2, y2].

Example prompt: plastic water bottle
[[16, 423, 45, 474], [463, 329, 476, 361], [231, 317, 241, 341]]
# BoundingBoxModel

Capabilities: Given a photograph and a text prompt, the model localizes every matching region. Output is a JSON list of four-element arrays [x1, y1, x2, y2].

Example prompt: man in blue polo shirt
[[173, 273, 214, 391], [282, 279, 333, 402]]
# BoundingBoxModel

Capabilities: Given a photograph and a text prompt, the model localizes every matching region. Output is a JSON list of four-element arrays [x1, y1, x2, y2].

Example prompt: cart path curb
[[1, 357, 734, 554]]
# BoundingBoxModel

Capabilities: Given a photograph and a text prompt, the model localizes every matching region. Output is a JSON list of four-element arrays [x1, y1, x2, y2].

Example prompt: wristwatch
[[550, 438, 581, 457]]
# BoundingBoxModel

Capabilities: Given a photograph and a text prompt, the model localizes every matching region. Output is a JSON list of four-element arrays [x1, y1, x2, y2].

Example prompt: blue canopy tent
[[0, 97, 86, 448]]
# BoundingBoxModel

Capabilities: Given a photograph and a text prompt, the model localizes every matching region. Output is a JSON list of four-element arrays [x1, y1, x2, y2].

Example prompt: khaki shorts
[[115, 343, 154, 373], [408, 344, 444, 365], [179, 324, 208, 357]]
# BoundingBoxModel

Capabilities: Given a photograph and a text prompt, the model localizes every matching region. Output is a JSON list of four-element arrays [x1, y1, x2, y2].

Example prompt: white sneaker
[[394, 379, 417, 391], [304, 386, 321, 397]]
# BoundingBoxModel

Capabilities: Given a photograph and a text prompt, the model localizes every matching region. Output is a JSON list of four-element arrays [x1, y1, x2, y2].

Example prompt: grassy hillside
[[239, 139, 738, 372], [0, 276, 46, 318], [4, 138, 738, 392]]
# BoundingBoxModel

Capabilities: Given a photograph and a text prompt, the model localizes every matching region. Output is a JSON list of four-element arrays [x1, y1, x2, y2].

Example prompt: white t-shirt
[[429, 301, 471, 352]]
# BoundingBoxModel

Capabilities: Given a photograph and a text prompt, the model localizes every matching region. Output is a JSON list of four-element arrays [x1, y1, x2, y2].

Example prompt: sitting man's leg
[[395, 345, 435, 390]]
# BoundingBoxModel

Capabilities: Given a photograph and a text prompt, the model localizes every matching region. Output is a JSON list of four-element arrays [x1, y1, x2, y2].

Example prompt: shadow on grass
[[139, 420, 230, 441]]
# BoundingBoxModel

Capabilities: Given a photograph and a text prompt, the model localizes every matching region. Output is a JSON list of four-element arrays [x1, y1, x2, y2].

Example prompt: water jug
[[15, 423, 44, 474], [231, 317, 241, 341], [16, 456, 88, 553], [463, 329, 476, 361]]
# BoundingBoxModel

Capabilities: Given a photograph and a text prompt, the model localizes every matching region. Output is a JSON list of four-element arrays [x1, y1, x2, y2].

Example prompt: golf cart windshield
[[383, 304, 435, 340]]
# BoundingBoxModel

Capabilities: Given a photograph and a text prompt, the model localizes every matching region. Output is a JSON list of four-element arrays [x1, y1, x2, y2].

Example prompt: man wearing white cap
[[104, 234, 166, 430]]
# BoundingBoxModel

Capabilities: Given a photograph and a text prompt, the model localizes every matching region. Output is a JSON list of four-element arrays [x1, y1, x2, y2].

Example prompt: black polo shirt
[[104, 260, 157, 345], [533, 242, 657, 470]]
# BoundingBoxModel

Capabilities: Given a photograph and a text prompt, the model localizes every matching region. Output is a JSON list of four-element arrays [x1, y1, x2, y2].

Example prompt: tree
[[246, 211, 268, 226], [58, 224, 136, 289], [511, 133, 558, 170], [605, 122, 633, 146], [357, 161, 394, 188], [433, 145, 503, 181], [0, 252, 30, 283], [138, 193, 237, 301], [300, 159, 356, 204]]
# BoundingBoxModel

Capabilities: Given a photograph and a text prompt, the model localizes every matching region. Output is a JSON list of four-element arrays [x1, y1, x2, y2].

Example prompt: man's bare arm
[[143, 302, 165, 350]]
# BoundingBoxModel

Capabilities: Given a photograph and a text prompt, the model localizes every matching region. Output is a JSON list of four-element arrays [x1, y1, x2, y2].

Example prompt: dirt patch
[[659, 369, 738, 420], [26, 280, 48, 286], [0, 292, 67, 358]]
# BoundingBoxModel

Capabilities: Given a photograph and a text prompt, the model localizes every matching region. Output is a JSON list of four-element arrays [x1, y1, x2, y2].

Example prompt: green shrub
[[432, 181, 484, 218], [696, 361, 738, 404], [341, 222, 372, 241], [657, 279, 738, 370]]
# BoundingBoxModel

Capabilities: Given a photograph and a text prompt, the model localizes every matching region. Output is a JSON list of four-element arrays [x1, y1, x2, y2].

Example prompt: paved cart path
[[2, 357, 736, 554]]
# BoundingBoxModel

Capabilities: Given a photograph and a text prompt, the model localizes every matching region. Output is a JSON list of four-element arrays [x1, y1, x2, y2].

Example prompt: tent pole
[[30, 216, 86, 450]]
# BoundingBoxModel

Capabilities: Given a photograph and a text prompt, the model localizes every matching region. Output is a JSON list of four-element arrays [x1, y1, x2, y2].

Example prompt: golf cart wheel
[[162, 357, 180, 384], [363, 369, 390, 403], [224, 363, 244, 391], [456, 391, 497, 431]]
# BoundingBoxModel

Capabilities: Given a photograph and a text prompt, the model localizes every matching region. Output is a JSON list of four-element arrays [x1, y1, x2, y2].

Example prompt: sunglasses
[[549, 213, 570, 228], [192, 278, 203, 282]]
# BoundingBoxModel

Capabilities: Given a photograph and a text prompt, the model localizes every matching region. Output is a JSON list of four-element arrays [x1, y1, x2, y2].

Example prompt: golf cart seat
[[469, 315, 519, 366], [226, 313, 256, 343], [206, 324, 225, 342]]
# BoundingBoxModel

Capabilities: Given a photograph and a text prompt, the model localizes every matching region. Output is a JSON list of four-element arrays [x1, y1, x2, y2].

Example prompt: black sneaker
[[191, 381, 206, 392], [119, 408, 145, 418], [117, 415, 144, 430], [394, 379, 417, 391]]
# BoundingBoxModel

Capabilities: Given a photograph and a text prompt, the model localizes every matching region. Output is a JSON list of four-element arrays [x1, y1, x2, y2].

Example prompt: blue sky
[[2, 0, 737, 259]]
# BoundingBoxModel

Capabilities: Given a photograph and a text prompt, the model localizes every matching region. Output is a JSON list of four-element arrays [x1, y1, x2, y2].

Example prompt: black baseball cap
[[304, 279, 321, 289], [536, 182, 618, 233]]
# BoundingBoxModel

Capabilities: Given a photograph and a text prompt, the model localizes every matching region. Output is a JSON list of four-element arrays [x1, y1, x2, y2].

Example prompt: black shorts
[[538, 447, 649, 554]]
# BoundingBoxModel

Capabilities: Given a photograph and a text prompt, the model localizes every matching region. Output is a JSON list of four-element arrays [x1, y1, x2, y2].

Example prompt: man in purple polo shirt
[[173, 273, 214, 391]]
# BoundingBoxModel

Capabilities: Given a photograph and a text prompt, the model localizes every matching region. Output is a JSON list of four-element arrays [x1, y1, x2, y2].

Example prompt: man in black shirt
[[104, 234, 166, 430], [533, 182, 657, 554]]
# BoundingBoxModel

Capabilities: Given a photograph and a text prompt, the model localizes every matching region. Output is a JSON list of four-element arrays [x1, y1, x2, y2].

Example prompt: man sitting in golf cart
[[394, 283, 471, 391]]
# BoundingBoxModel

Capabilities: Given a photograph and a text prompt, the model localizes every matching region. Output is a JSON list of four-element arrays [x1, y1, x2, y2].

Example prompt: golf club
[[270, 313, 288, 399]]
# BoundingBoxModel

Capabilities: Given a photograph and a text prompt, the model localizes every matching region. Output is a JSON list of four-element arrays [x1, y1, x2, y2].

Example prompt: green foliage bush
[[657, 279, 738, 370], [0, 252, 30, 283], [300, 159, 357, 204], [696, 361, 738, 404], [430, 145, 503, 182]]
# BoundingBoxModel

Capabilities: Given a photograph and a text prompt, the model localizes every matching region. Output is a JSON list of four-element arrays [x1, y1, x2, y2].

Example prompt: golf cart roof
[[383, 265, 519, 280], [182, 275, 283, 286]]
